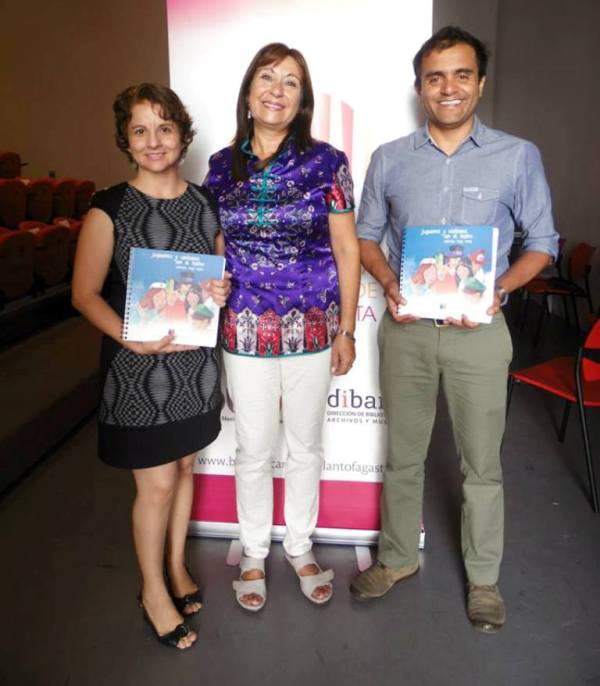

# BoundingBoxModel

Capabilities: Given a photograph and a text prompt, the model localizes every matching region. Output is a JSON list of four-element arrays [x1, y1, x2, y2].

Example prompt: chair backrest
[[25, 179, 53, 222], [568, 243, 596, 280], [34, 225, 70, 286], [582, 319, 600, 382], [51, 179, 76, 218], [0, 179, 27, 228], [556, 236, 567, 272], [0, 230, 35, 300], [0, 151, 21, 179]]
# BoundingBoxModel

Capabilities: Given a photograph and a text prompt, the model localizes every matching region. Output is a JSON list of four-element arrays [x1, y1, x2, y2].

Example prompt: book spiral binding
[[398, 230, 408, 295], [122, 248, 137, 340]]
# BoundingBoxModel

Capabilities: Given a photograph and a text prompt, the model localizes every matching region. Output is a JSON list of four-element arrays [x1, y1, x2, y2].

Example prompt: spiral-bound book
[[397, 225, 499, 323], [122, 247, 225, 346]]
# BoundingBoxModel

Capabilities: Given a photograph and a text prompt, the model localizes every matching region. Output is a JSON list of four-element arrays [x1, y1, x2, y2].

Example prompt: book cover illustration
[[397, 225, 499, 324], [123, 247, 225, 347]]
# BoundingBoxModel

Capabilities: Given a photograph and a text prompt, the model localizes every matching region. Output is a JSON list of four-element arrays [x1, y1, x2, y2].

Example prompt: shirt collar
[[241, 135, 295, 162], [413, 116, 487, 150]]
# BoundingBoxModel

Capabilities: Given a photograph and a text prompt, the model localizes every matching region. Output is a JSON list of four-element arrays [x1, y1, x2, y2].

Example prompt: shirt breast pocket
[[460, 187, 500, 225]]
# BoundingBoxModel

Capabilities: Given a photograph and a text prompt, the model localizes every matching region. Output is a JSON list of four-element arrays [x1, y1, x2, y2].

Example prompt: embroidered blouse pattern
[[205, 139, 354, 357]]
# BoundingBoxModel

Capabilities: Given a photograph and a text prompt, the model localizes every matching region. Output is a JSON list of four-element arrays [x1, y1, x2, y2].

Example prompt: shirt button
[[441, 217, 447, 224], [446, 158, 451, 165], [443, 186, 449, 192]]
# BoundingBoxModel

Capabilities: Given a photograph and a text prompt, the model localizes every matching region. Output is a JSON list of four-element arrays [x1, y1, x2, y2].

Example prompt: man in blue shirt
[[350, 26, 558, 632]]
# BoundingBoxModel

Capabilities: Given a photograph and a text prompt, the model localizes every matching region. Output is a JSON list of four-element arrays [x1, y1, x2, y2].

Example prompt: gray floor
[[1, 311, 600, 686]]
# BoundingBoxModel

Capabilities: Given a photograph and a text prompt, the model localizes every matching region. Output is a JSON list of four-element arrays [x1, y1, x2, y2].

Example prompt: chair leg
[[571, 295, 581, 331], [534, 295, 546, 346], [562, 295, 571, 326], [518, 291, 529, 331], [558, 400, 571, 442], [576, 401, 600, 513], [506, 376, 516, 420], [584, 273, 593, 313]]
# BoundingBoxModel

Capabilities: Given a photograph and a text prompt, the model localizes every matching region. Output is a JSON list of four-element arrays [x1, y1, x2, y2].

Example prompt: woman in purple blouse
[[205, 43, 360, 610]]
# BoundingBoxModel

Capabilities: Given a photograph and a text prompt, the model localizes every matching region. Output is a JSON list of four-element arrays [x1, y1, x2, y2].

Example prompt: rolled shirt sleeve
[[514, 142, 559, 260], [356, 146, 389, 242]]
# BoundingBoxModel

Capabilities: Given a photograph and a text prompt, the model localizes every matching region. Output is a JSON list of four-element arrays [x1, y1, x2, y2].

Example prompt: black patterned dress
[[91, 182, 222, 469]]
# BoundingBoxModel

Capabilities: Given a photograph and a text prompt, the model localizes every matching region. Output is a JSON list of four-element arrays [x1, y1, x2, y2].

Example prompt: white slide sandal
[[232, 556, 266, 612], [285, 551, 334, 605]]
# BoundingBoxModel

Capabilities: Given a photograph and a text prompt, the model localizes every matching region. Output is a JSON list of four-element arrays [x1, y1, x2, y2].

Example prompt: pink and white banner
[[167, 0, 432, 543]]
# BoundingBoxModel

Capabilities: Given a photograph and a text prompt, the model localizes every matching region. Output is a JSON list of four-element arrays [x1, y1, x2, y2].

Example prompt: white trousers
[[223, 350, 332, 559]]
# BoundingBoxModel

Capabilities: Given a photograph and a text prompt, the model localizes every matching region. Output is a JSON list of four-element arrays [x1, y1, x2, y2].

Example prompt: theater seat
[[0, 179, 27, 228], [53, 217, 83, 267], [23, 178, 54, 222], [0, 151, 21, 179], [19, 220, 51, 234], [50, 178, 76, 218], [0, 230, 36, 304], [33, 225, 70, 288], [74, 180, 95, 218]]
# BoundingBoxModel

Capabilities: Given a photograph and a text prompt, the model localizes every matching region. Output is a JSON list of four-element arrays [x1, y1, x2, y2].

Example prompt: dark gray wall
[[433, 0, 499, 125], [494, 0, 600, 288]]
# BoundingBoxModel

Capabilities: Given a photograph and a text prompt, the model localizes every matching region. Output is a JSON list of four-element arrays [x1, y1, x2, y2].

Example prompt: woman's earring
[[247, 110, 252, 120]]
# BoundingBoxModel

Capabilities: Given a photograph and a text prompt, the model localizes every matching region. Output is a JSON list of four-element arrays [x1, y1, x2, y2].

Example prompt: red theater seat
[[0, 179, 27, 228], [50, 178, 76, 218], [33, 225, 70, 288], [0, 230, 36, 303], [19, 220, 51, 234], [74, 180, 95, 218], [0, 151, 22, 179], [54, 217, 83, 266], [23, 178, 54, 222]]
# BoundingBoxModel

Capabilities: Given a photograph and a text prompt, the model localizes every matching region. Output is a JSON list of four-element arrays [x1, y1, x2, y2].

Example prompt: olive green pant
[[377, 312, 513, 585]]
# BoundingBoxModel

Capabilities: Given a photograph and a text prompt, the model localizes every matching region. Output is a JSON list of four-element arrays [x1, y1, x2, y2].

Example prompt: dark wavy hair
[[412, 26, 489, 89], [231, 43, 314, 181], [113, 83, 195, 163]]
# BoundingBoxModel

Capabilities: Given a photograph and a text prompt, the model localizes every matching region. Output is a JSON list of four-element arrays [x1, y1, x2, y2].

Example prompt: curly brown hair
[[113, 83, 195, 163]]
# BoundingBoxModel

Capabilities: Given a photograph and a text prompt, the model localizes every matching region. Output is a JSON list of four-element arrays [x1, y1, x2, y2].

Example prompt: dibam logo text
[[327, 388, 383, 410]]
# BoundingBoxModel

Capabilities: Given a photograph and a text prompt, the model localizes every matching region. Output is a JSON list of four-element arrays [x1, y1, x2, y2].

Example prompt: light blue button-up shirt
[[357, 117, 558, 280]]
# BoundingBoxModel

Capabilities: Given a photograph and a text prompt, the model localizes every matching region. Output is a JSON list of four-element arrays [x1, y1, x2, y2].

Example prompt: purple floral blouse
[[205, 138, 354, 357]]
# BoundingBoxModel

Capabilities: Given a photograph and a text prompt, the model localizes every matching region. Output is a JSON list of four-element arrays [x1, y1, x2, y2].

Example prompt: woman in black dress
[[72, 84, 230, 650]]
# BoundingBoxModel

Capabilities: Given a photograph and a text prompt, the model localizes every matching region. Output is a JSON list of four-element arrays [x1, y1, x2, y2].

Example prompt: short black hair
[[413, 26, 489, 89]]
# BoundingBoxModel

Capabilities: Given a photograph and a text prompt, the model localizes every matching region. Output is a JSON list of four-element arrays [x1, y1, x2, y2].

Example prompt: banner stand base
[[354, 546, 372, 571], [226, 539, 242, 566]]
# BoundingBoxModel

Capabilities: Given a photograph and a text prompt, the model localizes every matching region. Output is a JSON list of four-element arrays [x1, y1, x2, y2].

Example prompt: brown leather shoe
[[349, 561, 419, 601], [467, 583, 506, 633]]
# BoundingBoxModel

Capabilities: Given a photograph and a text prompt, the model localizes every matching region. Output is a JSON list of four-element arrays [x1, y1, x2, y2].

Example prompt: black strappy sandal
[[165, 565, 203, 615], [137, 595, 195, 649]]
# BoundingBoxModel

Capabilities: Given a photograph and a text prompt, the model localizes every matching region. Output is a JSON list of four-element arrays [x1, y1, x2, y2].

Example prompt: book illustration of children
[[137, 282, 168, 321], [187, 279, 219, 332], [469, 247, 495, 293], [469, 248, 486, 279], [163, 277, 187, 321], [462, 276, 487, 302], [431, 252, 458, 294], [446, 244, 463, 276], [455, 259, 473, 291], [410, 257, 437, 295], [176, 270, 195, 301], [185, 286, 202, 320]]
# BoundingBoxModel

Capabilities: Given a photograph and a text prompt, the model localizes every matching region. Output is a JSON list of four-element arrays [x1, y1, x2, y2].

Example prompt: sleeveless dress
[[91, 182, 222, 469]]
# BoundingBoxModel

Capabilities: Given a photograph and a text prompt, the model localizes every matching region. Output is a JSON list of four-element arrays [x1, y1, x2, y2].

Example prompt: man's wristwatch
[[495, 285, 508, 301]]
